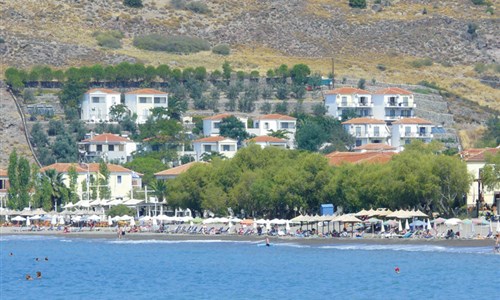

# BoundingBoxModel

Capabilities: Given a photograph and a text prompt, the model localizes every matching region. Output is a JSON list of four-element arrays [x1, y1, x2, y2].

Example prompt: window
[[402, 97, 409, 106], [374, 126, 380, 137], [139, 97, 151, 104], [119, 145, 124, 151], [117, 176, 122, 184], [389, 97, 396, 106], [203, 145, 212, 152], [341, 96, 347, 106], [264, 122, 269, 130], [281, 122, 289, 129], [405, 139, 411, 145], [214, 122, 220, 129], [355, 140, 362, 147], [222, 145, 231, 151], [92, 97, 102, 103], [97, 145, 102, 152], [108, 145, 114, 151], [355, 127, 361, 137], [389, 109, 395, 117], [405, 126, 411, 136], [0, 179, 5, 190], [154, 97, 167, 104]]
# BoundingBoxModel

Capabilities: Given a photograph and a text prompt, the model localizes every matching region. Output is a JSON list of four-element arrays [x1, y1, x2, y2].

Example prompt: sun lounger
[[400, 232, 413, 238]]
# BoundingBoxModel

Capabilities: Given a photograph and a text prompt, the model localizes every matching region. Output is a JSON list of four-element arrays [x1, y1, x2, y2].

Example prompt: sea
[[0, 235, 499, 300]]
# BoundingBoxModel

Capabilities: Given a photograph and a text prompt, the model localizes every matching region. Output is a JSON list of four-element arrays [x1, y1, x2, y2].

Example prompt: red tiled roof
[[41, 163, 138, 174], [203, 113, 234, 120], [354, 143, 397, 151], [342, 117, 386, 125], [154, 162, 205, 176], [0, 169, 7, 177], [460, 148, 499, 162], [193, 136, 236, 143], [324, 87, 371, 95], [325, 151, 395, 166], [246, 136, 287, 143], [256, 114, 296, 121], [373, 87, 413, 95], [125, 88, 168, 95], [81, 133, 132, 143], [85, 88, 120, 94], [392, 117, 433, 125]]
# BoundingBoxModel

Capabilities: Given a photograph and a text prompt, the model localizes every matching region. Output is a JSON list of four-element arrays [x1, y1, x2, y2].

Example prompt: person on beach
[[25, 274, 33, 281], [36, 271, 42, 279], [265, 237, 270, 247], [495, 233, 500, 253], [118, 227, 122, 239]]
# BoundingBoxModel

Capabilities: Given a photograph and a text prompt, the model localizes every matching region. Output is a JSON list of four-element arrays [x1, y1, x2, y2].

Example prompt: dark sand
[[1, 228, 496, 247]]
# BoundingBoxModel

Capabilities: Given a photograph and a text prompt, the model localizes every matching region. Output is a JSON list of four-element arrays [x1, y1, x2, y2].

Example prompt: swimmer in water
[[44, 257, 48, 261], [26, 274, 33, 281], [35, 258, 39, 262], [9, 252, 13, 256], [36, 271, 42, 279], [395, 267, 400, 274]]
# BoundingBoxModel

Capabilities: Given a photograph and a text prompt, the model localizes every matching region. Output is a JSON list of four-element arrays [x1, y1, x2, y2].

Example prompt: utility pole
[[475, 169, 483, 218]]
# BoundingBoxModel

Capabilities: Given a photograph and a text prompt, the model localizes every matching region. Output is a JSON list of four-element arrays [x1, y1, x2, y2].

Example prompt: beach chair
[[400, 232, 413, 238]]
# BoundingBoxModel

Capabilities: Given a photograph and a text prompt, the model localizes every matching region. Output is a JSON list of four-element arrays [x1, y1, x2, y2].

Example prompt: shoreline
[[1, 229, 497, 247]]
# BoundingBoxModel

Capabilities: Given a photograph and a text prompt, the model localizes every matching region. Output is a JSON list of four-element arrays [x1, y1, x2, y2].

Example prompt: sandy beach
[[1, 227, 496, 247]]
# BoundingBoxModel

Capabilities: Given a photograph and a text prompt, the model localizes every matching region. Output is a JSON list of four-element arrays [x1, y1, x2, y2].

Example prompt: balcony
[[386, 102, 416, 108], [402, 132, 433, 138]]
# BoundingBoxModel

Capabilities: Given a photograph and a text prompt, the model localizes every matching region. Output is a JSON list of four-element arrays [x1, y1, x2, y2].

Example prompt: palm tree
[[43, 169, 68, 212], [150, 179, 168, 203]]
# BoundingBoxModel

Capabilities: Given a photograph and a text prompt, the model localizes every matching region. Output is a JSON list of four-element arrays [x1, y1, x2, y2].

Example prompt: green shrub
[[171, 0, 186, 9], [93, 31, 124, 49], [471, 0, 485, 5], [123, 0, 143, 8], [0, 37, 4, 43], [410, 58, 433, 68], [357, 78, 366, 89], [186, 1, 210, 14], [349, 0, 366, 9], [485, 6, 494, 14], [212, 44, 230, 55], [133, 34, 210, 54], [376, 64, 386, 71], [474, 63, 487, 73]]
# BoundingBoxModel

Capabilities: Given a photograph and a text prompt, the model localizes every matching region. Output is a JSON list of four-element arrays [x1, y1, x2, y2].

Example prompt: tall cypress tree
[[7, 149, 19, 209], [17, 157, 31, 209]]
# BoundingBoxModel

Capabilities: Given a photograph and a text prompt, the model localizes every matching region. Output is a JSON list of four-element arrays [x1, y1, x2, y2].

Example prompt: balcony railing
[[403, 132, 433, 138], [386, 102, 416, 108]]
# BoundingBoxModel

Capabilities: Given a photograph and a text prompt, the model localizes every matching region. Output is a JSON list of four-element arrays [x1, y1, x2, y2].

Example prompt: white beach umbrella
[[266, 221, 271, 232], [30, 215, 41, 220], [59, 216, 65, 225], [398, 219, 403, 232], [489, 220, 493, 234], [427, 219, 432, 231], [108, 216, 113, 226], [51, 216, 57, 225], [286, 221, 291, 233], [26, 216, 31, 226], [130, 218, 135, 227], [380, 220, 385, 233], [405, 219, 410, 231], [12, 216, 26, 222], [444, 218, 463, 226], [497, 220, 500, 233]]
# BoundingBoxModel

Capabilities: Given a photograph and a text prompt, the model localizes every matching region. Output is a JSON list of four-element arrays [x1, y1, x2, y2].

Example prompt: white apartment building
[[81, 88, 121, 122], [124, 88, 169, 124]]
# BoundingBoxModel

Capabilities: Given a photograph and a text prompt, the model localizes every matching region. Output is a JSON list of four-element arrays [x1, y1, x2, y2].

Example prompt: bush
[[376, 64, 386, 71], [410, 58, 433, 68], [357, 78, 366, 89], [123, 0, 143, 8], [349, 0, 366, 9], [93, 31, 124, 49], [212, 44, 230, 55], [186, 1, 210, 14], [0, 37, 4, 43], [171, 0, 186, 9], [471, 0, 485, 5], [133, 34, 210, 54], [474, 63, 487, 74]]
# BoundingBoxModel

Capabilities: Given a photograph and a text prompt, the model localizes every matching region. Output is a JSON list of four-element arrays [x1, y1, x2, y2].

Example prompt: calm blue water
[[1, 235, 499, 300]]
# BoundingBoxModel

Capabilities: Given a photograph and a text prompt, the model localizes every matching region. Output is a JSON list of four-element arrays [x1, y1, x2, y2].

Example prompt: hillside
[[1, 0, 498, 111]]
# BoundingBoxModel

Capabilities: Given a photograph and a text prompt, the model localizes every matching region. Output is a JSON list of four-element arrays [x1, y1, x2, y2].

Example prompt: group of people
[[8, 252, 46, 281]]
